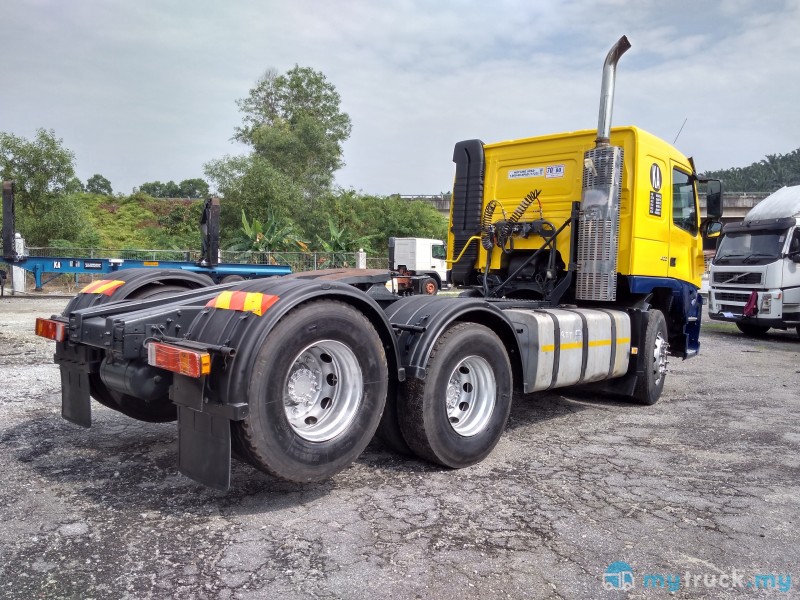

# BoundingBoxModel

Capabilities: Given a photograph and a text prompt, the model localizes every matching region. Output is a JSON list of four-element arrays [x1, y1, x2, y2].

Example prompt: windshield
[[714, 229, 788, 264]]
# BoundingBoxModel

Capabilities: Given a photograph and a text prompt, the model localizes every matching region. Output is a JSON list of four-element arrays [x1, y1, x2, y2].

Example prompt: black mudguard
[[61, 268, 214, 314], [171, 274, 402, 489], [384, 295, 521, 381]]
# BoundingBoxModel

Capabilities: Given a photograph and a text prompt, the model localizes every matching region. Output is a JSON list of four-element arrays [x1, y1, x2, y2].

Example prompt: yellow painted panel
[[452, 125, 702, 285]]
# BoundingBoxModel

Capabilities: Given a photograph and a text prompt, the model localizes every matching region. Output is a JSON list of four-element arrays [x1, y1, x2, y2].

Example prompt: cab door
[[667, 165, 701, 285]]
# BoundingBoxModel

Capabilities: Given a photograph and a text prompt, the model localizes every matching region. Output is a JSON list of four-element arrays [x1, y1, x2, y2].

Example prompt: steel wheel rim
[[445, 355, 496, 437], [652, 331, 668, 385], [283, 339, 363, 442]]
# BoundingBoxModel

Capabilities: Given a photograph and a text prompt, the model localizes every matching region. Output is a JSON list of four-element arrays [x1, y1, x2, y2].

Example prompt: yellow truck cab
[[448, 122, 721, 360]]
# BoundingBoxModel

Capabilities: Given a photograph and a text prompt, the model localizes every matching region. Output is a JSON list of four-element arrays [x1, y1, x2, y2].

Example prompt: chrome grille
[[712, 271, 762, 285]]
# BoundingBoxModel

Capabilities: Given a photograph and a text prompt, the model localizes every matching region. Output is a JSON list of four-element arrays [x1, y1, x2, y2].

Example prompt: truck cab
[[708, 185, 800, 337], [388, 237, 448, 291]]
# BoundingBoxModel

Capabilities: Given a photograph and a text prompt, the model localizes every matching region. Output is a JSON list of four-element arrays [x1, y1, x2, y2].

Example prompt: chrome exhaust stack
[[595, 35, 631, 147], [576, 36, 630, 302]]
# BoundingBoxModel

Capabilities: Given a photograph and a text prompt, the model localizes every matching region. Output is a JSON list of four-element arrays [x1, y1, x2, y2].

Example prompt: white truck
[[708, 185, 800, 337], [388, 237, 448, 295]]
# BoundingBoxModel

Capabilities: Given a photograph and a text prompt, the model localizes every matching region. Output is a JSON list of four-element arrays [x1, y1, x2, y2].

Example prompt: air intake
[[575, 146, 624, 301]]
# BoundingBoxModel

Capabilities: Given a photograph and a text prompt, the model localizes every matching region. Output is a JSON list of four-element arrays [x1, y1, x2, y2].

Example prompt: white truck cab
[[388, 237, 448, 288], [708, 185, 800, 337]]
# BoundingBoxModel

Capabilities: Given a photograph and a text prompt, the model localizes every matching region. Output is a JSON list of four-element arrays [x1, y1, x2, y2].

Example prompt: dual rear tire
[[232, 301, 388, 482], [397, 323, 513, 468]]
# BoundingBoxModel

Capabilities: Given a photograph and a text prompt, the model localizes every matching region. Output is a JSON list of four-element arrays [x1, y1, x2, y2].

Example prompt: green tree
[[138, 180, 181, 197], [233, 66, 352, 202], [86, 173, 113, 195], [205, 153, 304, 238], [228, 210, 308, 253], [702, 148, 800, 192], [177, 178, 209, 198], [0, 128, 76, 216]]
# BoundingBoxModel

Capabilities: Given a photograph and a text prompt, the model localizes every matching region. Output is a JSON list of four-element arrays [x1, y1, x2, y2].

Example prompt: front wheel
[[631, 309, 668, 405], [232, 301, 388, 483], [398, 323, 512, 468], [736, 322, 770, 337]]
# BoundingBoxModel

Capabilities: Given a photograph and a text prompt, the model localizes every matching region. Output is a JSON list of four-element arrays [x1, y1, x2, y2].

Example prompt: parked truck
[[708, 185, 800, 337], [35, 36, 722, 490], [387, 237, 448, 295]]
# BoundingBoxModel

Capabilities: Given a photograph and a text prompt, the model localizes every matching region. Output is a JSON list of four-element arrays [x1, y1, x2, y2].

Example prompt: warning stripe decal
[[541, 338, 630, 352], [205, 291, 278, 316], [80, 280, 126, 296]]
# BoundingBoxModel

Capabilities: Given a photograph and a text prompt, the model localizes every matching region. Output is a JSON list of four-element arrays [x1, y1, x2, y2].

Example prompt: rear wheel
[[398, 323, 512, 468], [422, 277, 438, 295], [631, 309, 668, 405], [221, 274, 245, 284], [736, 322, 770, 337], [232, 301, 388, 482]]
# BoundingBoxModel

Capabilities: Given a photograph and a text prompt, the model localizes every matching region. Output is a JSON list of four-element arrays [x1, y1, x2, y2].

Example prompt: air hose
[[481, 199, 498, 250]]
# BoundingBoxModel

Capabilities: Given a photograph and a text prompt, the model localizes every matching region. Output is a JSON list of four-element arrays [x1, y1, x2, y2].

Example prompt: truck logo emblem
[[650, 164, 662, 191], [722, 272, 748, 284]]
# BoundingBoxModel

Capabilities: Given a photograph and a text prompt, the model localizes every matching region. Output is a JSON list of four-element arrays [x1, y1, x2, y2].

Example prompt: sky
[[3, 0, 800, 196]]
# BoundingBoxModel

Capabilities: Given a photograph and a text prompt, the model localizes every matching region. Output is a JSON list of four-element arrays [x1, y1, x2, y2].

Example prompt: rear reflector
[[79, 280, 126, 295], [147, 342, 211, 378], [35, 318, 66, 342], [206, 291, 278, 316]]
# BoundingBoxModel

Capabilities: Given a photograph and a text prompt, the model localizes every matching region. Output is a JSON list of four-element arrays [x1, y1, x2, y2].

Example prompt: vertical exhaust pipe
[[595, 35, 631, 147], [575, 36, 630, 303]]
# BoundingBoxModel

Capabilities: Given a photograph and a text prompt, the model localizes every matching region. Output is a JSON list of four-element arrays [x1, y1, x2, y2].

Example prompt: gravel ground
[[1, 296, 798, 599]]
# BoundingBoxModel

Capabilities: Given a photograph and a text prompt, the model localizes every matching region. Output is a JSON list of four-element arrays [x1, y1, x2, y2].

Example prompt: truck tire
[[232, 300, 388, 482], [796, 325, 800, 339], [89, 283, 189, 422], [736, 322, 770, 337], [373, 379, 413, 455], [423, 277, 438, 295], [632, 309, 668, 405], [398, 322, 512, 468], [221, 274, 245, 284]]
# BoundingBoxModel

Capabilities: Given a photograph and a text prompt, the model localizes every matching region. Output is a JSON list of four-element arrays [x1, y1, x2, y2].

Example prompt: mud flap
[[60, 365, 91, 427], [173, 375, 231, 491]]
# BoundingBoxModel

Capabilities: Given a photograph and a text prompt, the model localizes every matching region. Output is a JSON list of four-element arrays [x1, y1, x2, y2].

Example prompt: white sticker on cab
[[508, 167, 544, 179]]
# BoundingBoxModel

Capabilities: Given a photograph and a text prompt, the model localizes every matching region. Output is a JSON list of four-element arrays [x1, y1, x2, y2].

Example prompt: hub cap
[[445, 355, 496, 437], [652, 331, 668, 385], [283, 340, 362, 442]]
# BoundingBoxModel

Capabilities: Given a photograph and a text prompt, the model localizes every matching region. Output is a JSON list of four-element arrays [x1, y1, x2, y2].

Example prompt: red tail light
[[147, 342, 211, 378], [35, 318, 66, 342]]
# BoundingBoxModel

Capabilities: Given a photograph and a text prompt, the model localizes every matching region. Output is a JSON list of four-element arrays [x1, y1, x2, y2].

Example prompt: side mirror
[[790, 252, 800, 264], [700, 219, 723, 239], [705, 179, 723, 219]]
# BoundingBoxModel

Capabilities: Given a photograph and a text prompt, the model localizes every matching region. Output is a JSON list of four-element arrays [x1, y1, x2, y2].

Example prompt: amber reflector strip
[[147, 342, 211, 378], [205, 291, 279, 316], [79, 280, 126, 296]]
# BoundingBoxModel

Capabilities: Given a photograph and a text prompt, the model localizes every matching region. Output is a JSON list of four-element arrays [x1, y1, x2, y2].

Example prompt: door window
[[672, 169, 697, 236]]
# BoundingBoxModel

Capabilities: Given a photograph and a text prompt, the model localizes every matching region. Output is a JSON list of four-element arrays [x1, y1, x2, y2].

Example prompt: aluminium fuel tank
[[504, 307, 631, 393]]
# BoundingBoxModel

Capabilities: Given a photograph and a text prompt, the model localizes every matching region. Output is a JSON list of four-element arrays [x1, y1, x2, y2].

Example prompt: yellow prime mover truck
[[35, 37, 722, 490]]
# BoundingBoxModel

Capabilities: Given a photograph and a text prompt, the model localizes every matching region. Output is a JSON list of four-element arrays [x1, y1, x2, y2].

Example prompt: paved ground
[[0, 296, 798, 599]]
